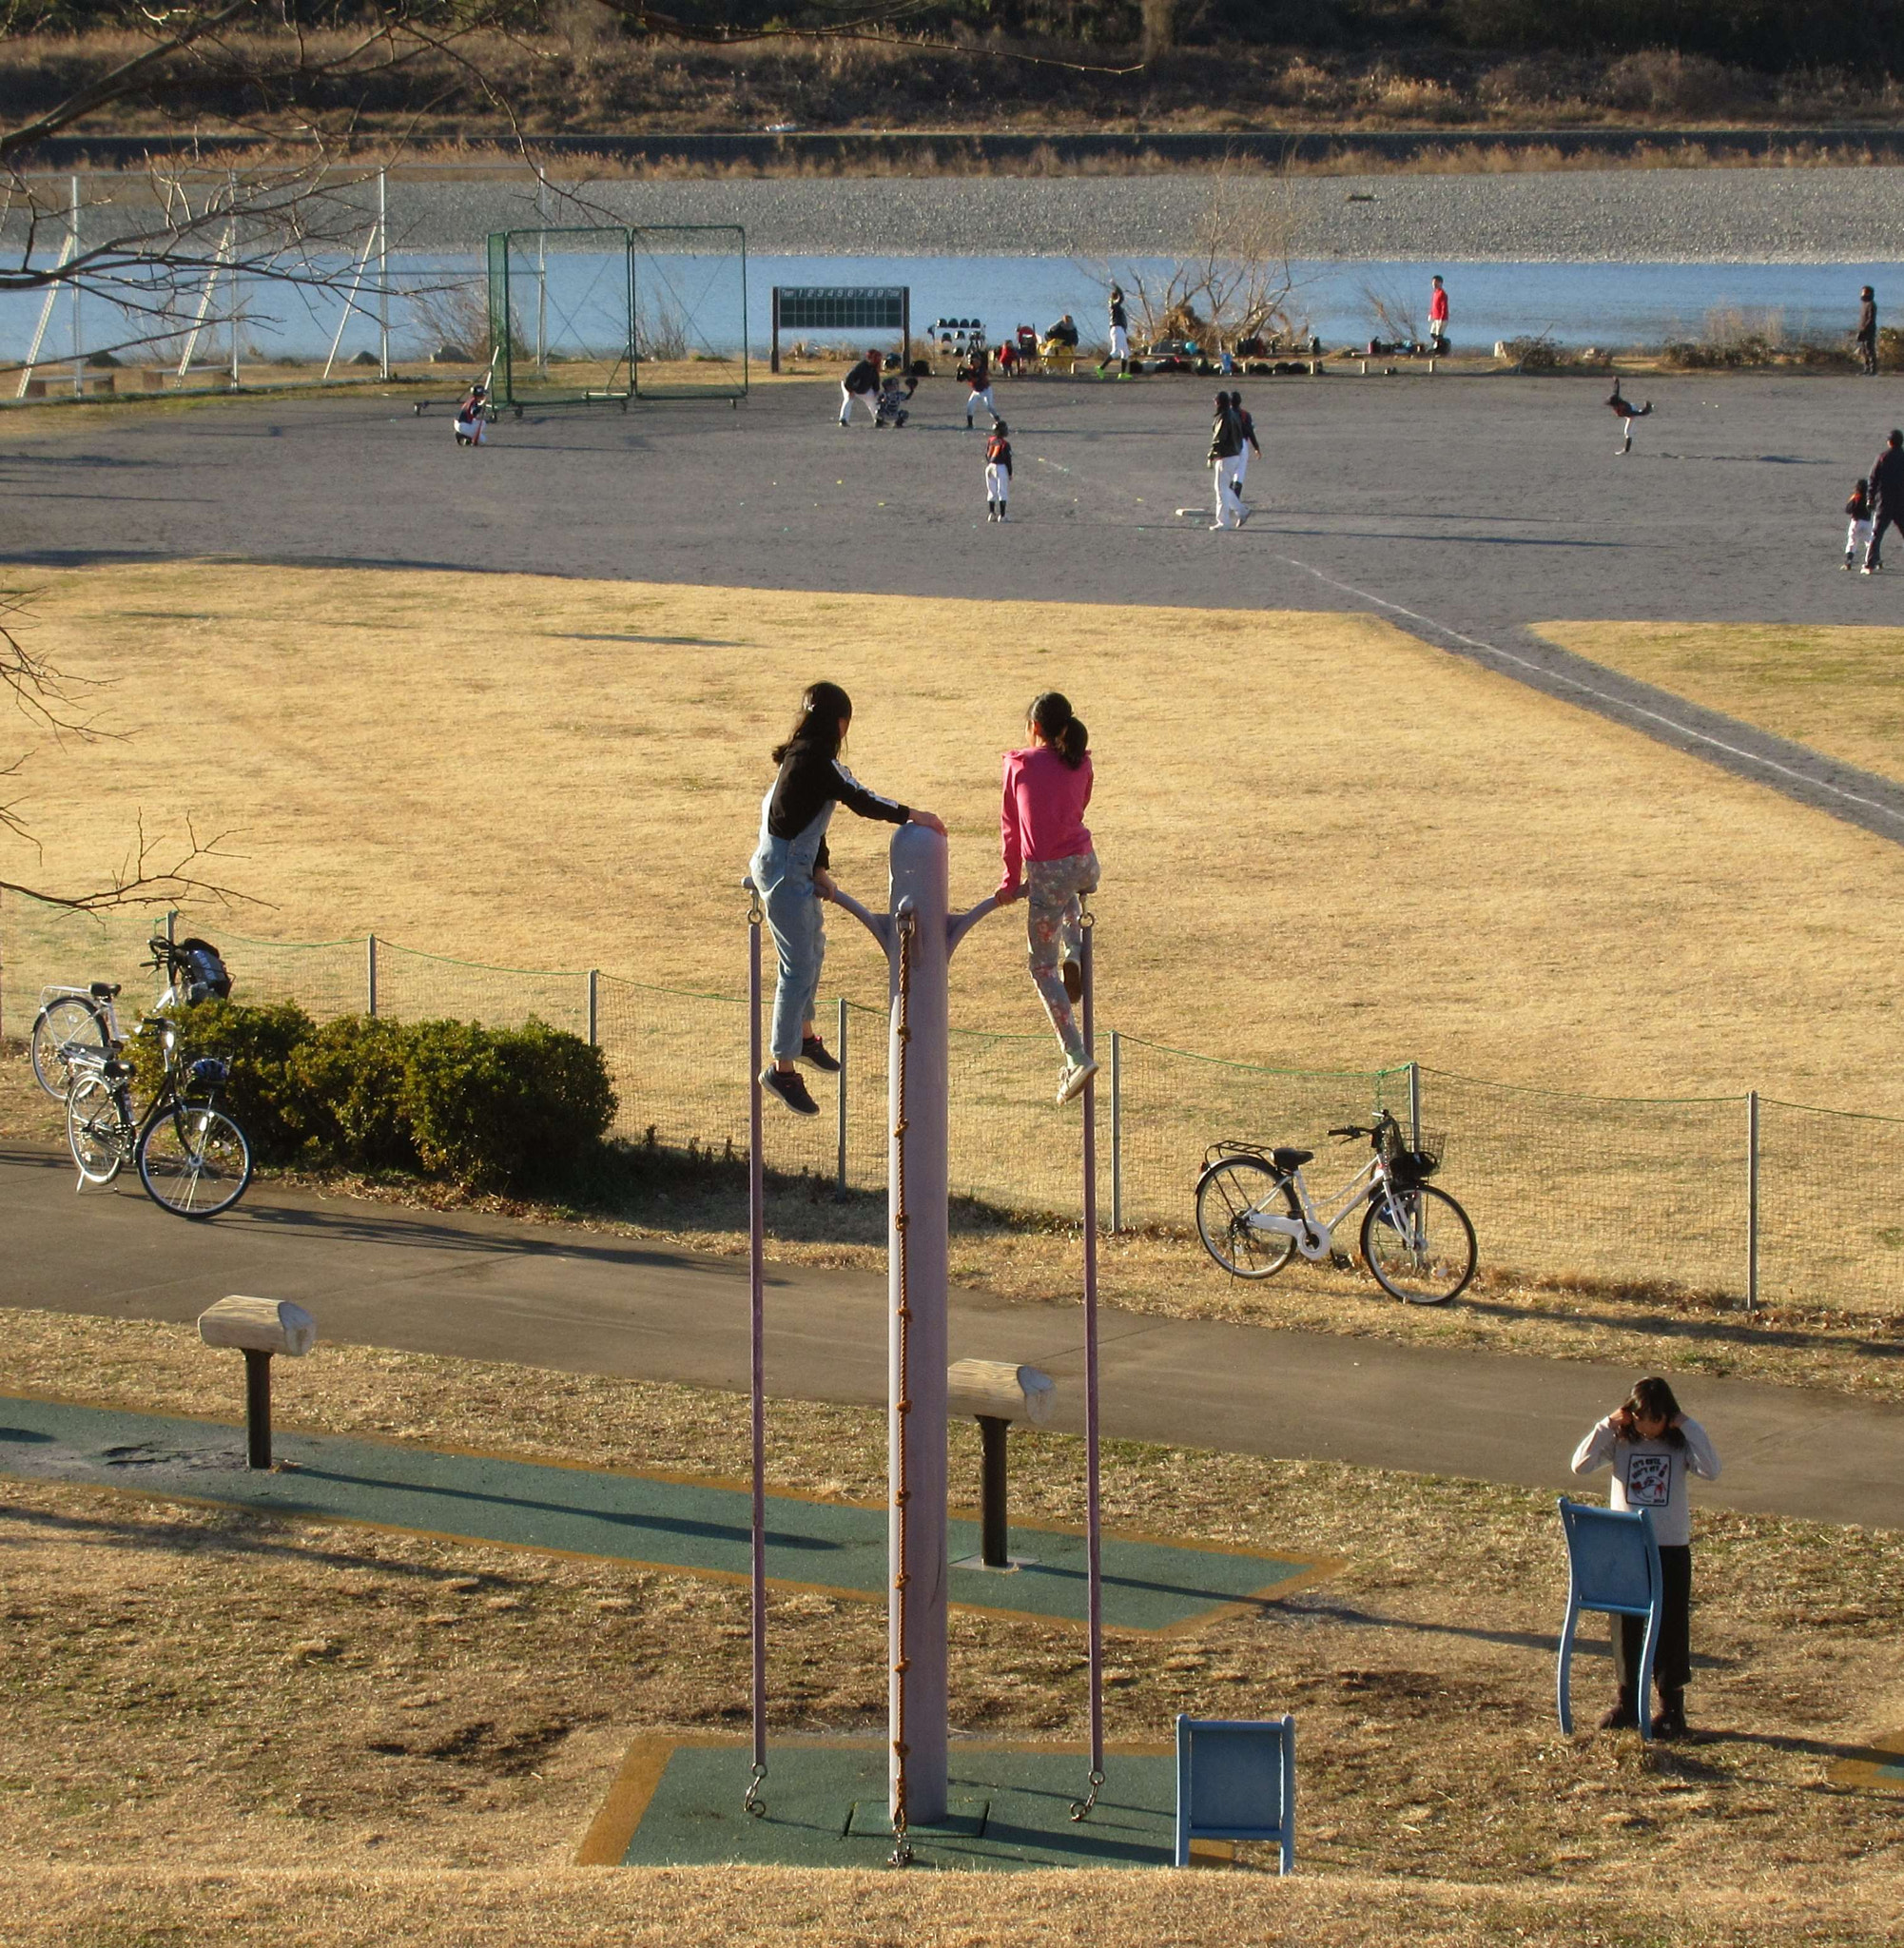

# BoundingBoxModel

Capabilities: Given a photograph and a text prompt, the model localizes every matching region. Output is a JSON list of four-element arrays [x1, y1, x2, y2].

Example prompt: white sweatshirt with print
[[1569, 1417, 1720, 1548]]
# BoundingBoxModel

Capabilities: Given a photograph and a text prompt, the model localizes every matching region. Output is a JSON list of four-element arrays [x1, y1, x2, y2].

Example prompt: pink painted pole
[[747, 904, 767, 1810], [1078, 914, 1104, 1809]]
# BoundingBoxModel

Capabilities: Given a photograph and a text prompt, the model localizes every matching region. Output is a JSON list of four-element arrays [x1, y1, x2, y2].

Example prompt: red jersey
[[1429, 286, 1449, 323]]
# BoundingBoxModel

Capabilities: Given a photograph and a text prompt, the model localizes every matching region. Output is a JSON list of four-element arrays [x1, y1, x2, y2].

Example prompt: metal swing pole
[[1070, 905, 1105, 1821], [744, 889, 769, 1817]]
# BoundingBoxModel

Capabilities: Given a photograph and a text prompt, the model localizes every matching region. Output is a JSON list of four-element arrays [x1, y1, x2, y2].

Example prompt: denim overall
[[749, 786, 833, 1062]]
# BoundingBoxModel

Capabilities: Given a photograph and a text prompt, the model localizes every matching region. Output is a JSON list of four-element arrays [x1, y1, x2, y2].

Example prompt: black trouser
[[1860, 333, 1879, 375], [1613, 1543, 1692, 1694], [1868, 508, 1904, 566]]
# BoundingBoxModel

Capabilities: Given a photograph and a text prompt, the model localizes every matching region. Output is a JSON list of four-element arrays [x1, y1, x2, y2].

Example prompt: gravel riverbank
[[380, 165, 1904, 262]]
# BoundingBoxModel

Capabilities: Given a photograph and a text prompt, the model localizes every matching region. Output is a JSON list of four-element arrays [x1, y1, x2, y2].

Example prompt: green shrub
[[126, 1002, 615, 1192], [135, 998, 317, 1164], [399, 1018, 617, 1195], [286, 1014, 419, 1173]]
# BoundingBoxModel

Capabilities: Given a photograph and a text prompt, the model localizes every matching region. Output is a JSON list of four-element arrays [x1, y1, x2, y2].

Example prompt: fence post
[[1408, 1061, 1423, 1154], [366, 934, 379, 1018], [165, 909, 178, 947], [1746, 1089, 1759, 1314], [836, 995, 848, 1194], [1109, 1028, 1123, 1234], [377, 167, 390, 381], [587, 968, 599, 1045]]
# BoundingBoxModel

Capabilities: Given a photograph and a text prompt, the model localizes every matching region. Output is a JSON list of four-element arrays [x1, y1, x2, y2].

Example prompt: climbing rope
[[744, 886, 768, 1820], [889, 907, 916, 1868], [1070, 901, 1105, 1822]]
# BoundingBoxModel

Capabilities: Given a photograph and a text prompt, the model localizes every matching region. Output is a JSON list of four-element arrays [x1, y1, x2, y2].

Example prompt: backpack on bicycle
[[174, 938, 233, 1003]]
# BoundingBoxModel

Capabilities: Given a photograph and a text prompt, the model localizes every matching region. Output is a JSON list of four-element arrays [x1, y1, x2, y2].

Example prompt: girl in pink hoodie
[[997, 692, 1100, 1105]]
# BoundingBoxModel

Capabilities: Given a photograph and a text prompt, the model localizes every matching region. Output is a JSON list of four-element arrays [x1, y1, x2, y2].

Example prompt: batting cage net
[[485, 224, 747, 409], [630, 224, 748, 399], [487, 226, 635, 408]]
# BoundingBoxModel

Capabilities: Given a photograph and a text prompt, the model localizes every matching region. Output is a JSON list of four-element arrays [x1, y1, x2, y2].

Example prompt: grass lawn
[[10, 562, 1904, 1115], [1, 1309, 1899, 1944], [1539, 620, 1904, 790]]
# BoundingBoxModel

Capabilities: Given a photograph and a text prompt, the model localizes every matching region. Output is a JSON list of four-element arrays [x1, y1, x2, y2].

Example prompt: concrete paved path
[[2, 1145, 1897, 1529]]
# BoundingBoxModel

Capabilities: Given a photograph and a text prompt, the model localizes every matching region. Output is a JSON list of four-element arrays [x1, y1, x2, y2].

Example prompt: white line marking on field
[[1278, 555, 1904, 828]]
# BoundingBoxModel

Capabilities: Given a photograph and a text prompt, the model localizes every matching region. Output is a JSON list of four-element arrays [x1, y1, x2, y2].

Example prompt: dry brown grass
[[1541, 620, 1904, 789], [11, 562, 1904, 1111], [1, 1310, 1900, 1941]]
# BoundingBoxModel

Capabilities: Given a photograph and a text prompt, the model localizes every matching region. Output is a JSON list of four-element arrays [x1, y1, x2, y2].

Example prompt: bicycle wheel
[[1195, 1155, 1302, 1279], [137, 1103, 253, 1218], [1361, 1183, 1477, 1305], [31, 997, 109, 1098], [66, 1072, 130, 1185]]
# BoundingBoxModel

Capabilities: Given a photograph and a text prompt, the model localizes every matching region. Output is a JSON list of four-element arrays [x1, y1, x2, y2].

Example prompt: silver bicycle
[[1195, 1108, 1477, 1305]]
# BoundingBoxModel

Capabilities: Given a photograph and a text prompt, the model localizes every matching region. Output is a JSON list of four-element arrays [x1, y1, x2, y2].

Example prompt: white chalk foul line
[[1279, 554, 1904, 830]]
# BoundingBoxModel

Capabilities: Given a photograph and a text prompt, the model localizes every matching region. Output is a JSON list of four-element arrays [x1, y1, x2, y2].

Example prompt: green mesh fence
[[1414, 1068, 1746, 1298], [1757, 1098, 1904, 1311], [11, 888, 1902, 1313], [0, 896, 175, 1038]]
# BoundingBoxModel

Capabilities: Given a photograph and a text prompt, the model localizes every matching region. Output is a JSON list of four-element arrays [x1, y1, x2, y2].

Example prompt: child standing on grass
[[985, 419, 1014, 522], [1570, 1376, 1721, 1742], [996, 693, 1099, 1106], [1846, 477, 1873, 570], [749, 681, 945, 1118]]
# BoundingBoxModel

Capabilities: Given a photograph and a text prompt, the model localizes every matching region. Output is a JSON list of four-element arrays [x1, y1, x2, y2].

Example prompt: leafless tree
[[1078, 164, 1315, 355], [1, 591, 243, 910]]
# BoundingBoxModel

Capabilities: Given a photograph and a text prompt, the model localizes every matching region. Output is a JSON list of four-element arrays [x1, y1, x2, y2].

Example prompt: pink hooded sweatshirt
[[998, 744, 1094, 898]]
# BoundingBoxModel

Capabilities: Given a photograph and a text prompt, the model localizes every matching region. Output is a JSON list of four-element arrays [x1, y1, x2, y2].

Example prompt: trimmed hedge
[[136, 1003, 616, 1193]]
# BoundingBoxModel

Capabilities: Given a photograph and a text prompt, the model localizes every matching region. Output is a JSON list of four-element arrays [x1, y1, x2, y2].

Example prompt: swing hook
[[1069, 1768, 1104, 1822], [744, 875, 764, 925], [743, 1760, 767, 1819]]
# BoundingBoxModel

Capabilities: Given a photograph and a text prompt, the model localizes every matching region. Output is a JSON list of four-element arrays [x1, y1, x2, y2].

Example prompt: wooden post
[[198, 1295, 319, 1472], [770, 286, 781, 374]]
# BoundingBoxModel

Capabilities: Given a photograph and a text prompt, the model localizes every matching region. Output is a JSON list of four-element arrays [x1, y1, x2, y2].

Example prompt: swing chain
[[889, 907, 916, 1870], [1069, 1767, 1104, 1822], [743, 1760, 767, 1819]]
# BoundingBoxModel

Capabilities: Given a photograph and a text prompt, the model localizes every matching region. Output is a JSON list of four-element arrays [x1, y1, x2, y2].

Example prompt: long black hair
[[772, 680, 852, 763], [1029, 691, 1088, 770], [1625, 1375, 1686, 1449]]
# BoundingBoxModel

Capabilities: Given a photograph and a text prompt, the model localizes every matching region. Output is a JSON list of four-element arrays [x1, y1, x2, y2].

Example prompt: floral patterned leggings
[[1025, 849, 1100, 1061]]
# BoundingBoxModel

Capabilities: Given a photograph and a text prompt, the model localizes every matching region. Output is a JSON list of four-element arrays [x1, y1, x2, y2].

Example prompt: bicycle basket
[[1385, 1129, 1446, 1183]]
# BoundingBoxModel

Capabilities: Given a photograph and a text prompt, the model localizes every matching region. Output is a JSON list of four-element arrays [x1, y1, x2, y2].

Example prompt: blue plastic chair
[[1174, 1714, 1295, 1872], [1556, 1497, 1662, 1742]]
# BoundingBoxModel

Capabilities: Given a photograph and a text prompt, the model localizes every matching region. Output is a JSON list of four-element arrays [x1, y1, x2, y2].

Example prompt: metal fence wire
[[7, 889, 1903, 1314]]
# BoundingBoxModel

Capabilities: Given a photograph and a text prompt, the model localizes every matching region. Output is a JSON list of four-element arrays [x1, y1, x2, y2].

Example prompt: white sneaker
[[1056, 1058, 1098, 1105]]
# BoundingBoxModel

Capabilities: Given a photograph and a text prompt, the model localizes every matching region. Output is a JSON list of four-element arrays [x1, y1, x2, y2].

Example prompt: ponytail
[[1029, 691, 1088, 770], [773, 680, 852, 763]]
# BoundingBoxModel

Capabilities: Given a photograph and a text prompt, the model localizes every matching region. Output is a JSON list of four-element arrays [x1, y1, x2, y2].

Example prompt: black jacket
[[1872, 444, 1904, 511], [844, 358, 880, 394], [1859, 299, 1878, 341], [765, 736, 908, 871], [1209, 402, 1241, 461]]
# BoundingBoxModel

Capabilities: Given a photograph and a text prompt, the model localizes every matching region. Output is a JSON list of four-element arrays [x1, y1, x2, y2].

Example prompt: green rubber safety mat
[[597, 1739, 1194, 1870], [0, 1396, 1331, 1632]]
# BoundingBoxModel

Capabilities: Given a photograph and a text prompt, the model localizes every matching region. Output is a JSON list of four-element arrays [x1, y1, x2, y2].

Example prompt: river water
[[7, 250, 1902, 370]]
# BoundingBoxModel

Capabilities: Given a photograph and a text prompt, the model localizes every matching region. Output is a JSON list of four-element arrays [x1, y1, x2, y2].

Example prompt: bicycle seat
[[1272, 1147, 1314, 1171], [88, 982, 120, 1000]]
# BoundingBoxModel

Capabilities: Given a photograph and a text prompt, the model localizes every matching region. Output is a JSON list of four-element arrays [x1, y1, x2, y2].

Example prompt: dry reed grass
[[0, 1311, 1899, 1940]]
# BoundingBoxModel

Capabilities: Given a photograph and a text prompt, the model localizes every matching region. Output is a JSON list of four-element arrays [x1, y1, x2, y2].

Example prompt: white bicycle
[[29, 936, 232, 1098], [1194, 1109, 1477, 1306]]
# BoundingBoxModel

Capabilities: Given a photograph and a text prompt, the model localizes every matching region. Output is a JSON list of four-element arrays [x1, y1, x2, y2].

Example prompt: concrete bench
[[946, 1359, 1055, 1570], [198, 1295, 318, 1470]]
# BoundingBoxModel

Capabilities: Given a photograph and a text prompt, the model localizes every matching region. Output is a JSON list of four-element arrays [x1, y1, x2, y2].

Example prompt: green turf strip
[[0, 1397, 1320, 1631], [620, 1743, 1185, 1869]]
